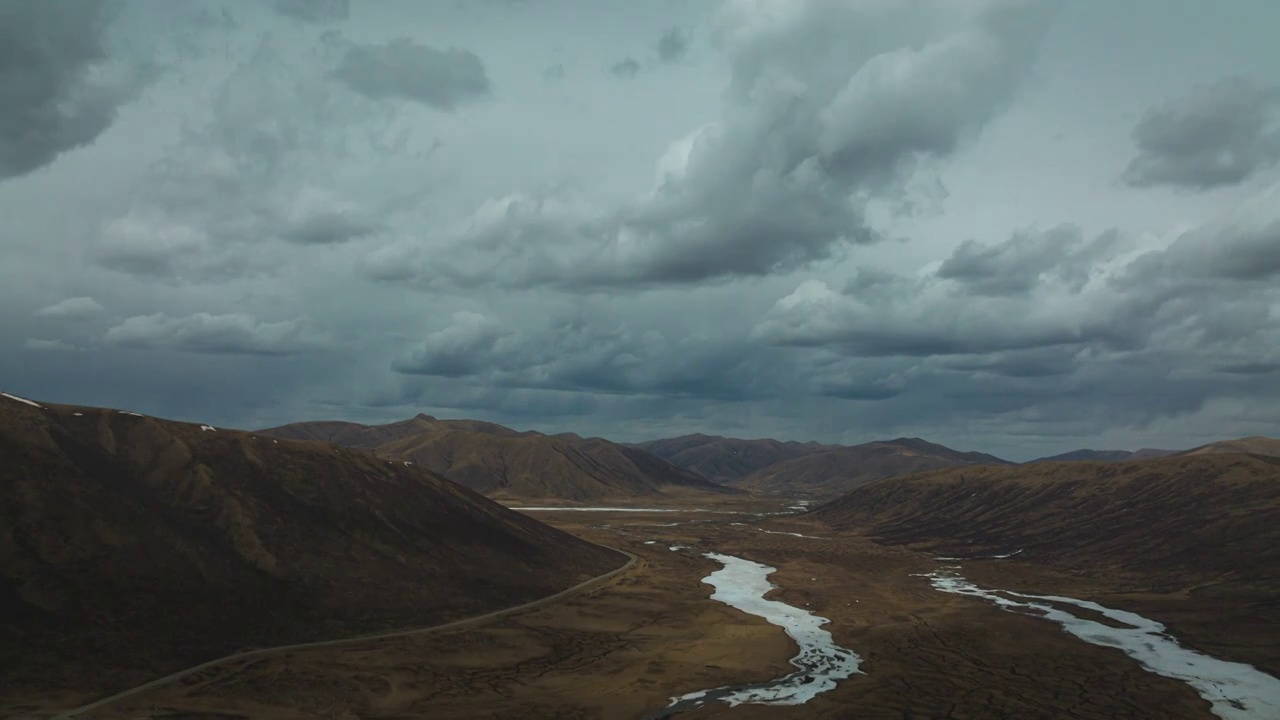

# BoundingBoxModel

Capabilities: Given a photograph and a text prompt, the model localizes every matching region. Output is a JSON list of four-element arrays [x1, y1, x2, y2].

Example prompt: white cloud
[[33, 296, 104, 319]]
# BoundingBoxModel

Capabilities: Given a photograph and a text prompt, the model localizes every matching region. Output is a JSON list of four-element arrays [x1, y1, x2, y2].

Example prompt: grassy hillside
[[1, 396, 625, 704], [265, 415, 731, 501]]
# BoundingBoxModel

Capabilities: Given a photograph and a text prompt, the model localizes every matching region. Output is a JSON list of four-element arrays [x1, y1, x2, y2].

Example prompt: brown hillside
[[1027, 448, 1177, 463], [0, 396, 624, 705], [264, 416, 730, 502], [735, 437, 1011, 497], [634, 433, 835, 483], [1179, 435, 1280, 457], [811, 454, 1280, 588]]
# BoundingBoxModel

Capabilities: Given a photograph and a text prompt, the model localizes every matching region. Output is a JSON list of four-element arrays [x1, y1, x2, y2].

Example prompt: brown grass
[[0, 399, 624, 711]]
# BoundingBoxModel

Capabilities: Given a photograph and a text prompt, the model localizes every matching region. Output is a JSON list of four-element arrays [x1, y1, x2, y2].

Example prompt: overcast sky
[[3, 0, 1279, 460]]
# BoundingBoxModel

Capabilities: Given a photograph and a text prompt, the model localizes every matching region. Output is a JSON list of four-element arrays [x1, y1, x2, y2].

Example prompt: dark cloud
[[609, 57, 640, 80], [543, 63, 566, 81], [391, 312, 504, 378], [24, 338, 78, 352], [1123, 76, 1280, 190], [753, 186, 1280, 434], [656, 27, 689, 63], [273, 0, 349, 24], [0, 0, 151, 180], [333, 39, 490, 109], [104, 313, 321, 356], [394, 312, 792, 402], [937, 225, 1128, 296], [89, 42, 424, 283], [385, 0, 1059, 290]]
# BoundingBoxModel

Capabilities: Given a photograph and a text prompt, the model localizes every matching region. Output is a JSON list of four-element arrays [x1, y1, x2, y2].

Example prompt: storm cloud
[[1123, 76, 1280, 190], [273, 0, 349, 24], [105, 313, 321, 356], [656, 28, 689, 63], [0, 0, 150, 180], [333, 39, 491, 109], [3, 0, 1279, 459], [377, 0, 1059, 290]]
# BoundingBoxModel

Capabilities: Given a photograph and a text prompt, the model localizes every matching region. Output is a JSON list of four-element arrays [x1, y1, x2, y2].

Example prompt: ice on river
[[920, 570, 1280, 720], [665, 553, 861, 711]]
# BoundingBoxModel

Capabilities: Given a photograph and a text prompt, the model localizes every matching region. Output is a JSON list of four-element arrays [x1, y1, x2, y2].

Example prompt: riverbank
[[49, 506, 1267, 719]]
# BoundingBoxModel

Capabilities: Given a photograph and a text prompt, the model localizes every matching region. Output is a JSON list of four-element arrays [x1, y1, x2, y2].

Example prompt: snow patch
[[200, 425, 216, 432], [1, 392, 43, 408], [919, 570, 1280, 720], [666, 553, 861, 710], [73, 412, 84, 417]]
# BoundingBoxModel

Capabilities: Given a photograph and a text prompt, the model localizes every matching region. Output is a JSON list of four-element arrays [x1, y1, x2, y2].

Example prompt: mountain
[[633, 433, 836, 483], [1179, 435, 1280, 457], [263, 415, 730, 502], [732, 437, 1012, 497], [810, 453, 1280, 587], [0, 395, 625, 705], [1028, 448, 1176, 463]]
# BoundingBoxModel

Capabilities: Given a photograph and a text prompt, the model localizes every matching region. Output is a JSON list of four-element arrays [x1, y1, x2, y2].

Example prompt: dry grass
[[0, 400, 624, 712]]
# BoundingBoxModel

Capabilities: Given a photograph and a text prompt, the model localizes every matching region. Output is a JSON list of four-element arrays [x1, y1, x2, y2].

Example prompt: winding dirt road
[[50, 549, 638, 719]]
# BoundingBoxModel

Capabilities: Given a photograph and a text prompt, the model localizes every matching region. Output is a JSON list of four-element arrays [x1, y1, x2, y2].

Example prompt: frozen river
[[920, 570, 1280, 720], [658, 553, 861, 715]]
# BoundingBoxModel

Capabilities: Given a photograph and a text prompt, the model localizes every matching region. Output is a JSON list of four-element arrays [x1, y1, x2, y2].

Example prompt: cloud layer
[[3, 0, 1279, 459], [1123, 76, 1280, 190], [0, 0, 151, 179]]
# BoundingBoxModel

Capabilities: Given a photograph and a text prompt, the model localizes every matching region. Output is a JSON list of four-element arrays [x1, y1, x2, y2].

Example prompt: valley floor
[[17, 502, 1274, 719]]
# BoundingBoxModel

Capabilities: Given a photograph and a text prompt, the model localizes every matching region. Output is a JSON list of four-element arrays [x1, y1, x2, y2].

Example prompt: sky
[[2, 0, 1279, 461]]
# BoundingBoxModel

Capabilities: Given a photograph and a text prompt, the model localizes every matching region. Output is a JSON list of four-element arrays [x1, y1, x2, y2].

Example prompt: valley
[[18, 500, 1276, 719], [4, 395, 1279, 719]]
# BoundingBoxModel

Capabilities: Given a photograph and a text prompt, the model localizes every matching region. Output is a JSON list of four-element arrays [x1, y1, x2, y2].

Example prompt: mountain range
[[638, 434, 1012, 497], [262, 414, 729, 502], [0, 396, 624, 702]]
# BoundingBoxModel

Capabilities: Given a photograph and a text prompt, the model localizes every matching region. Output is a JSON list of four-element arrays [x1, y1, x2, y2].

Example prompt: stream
[[920, 570, 1280, 720], [654, 552, 862, 716]]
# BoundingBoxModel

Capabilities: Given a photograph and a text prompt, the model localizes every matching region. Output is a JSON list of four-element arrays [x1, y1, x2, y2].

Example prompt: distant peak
[[413, 413, 437, 421]]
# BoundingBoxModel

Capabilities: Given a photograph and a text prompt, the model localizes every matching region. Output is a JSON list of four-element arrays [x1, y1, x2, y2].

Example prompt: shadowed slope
[[634, 433, 835, 483], [1179, 435, 1280, 457], [0, 395, 624, 705], [1029, 448, 1177, 463], [734, 437, 1012, 497], [264, 415, 729, 502], [812, 454, 1280, 587]]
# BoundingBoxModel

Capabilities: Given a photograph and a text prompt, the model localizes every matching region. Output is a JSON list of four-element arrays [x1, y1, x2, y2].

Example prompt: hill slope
[[1028, 448, 1176, 463], [1179, 435, 1280, 457], [734, 437, 1012, 497], [0, 395, 625, 705], [811, 454, 1280, 587], [264, 415, 729, 502], [634, 433, 835, 483]]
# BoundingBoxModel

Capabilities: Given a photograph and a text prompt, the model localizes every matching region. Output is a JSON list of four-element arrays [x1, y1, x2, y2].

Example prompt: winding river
[[920, 570, 1280, 720], [656, 553, 862, 716]]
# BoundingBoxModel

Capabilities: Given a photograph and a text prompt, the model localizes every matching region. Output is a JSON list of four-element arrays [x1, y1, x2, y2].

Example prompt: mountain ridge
[[262, 416, 730, 502], [0, 394, 625, 703]]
